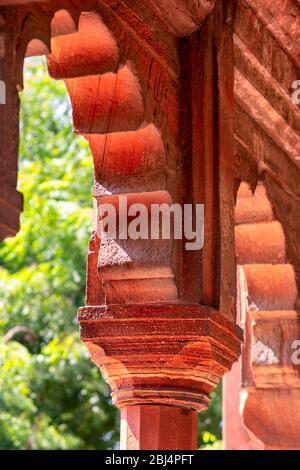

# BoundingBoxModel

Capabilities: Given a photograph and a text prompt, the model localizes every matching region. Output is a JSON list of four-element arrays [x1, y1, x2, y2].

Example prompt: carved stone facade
[[0, 0, 299, 450], [224, 182, 300, 450]]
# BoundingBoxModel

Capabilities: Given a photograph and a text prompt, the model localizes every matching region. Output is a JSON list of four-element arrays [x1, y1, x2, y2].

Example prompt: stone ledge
[[78, 303, 242, 411]]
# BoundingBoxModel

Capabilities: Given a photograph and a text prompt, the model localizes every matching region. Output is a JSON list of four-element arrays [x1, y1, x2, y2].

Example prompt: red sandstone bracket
[[60, 4, 242, 450]]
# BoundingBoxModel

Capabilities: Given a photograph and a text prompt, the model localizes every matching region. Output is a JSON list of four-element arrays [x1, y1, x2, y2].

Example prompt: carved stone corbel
[[46, 2, 241, 449]]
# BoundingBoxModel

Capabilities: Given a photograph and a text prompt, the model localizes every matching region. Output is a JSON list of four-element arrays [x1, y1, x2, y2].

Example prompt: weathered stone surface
[[224, 182, 300, 450], [223, 361, 264, 450], [48, 12, 119, 78], [49, 3, 242, 449], [0, 6, 23, 241], [121, 405, 198, 450]]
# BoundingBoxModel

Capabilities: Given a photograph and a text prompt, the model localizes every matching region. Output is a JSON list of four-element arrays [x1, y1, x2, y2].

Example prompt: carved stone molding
[[224, 182, 300, 450], [78, 303, 241, 411]]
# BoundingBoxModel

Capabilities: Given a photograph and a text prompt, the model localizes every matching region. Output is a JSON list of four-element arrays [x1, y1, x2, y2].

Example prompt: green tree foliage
[[0, 58, 222, 449], [198, 384, 222, 448]]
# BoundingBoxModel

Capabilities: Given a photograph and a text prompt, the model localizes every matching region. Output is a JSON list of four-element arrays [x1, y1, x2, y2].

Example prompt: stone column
[[224, 183, 300, 450], [0, 5, 23, 241], [120, 406, 198, 450], [45, 3, 241, 449]]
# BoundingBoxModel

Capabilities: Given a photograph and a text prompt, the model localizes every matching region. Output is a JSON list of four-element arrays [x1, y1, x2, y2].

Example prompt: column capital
[[78, 303, 241, 411]]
